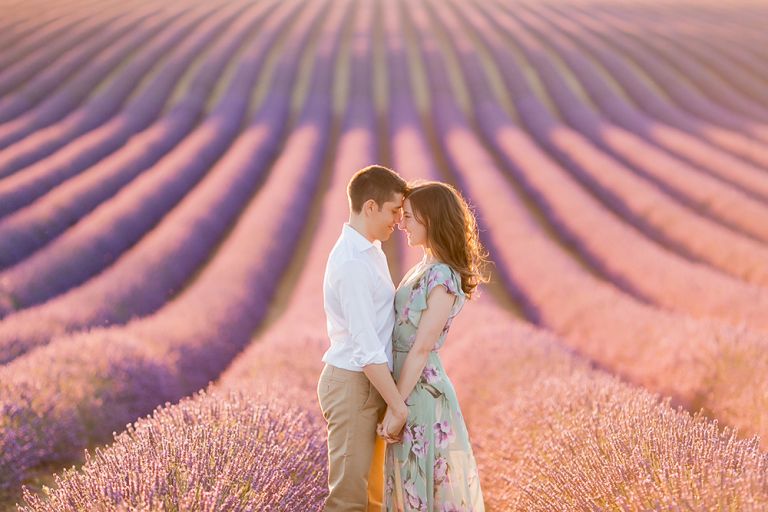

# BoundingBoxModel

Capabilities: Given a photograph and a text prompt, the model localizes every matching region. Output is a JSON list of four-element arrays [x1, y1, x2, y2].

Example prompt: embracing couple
[[317, 165, 489, 511]]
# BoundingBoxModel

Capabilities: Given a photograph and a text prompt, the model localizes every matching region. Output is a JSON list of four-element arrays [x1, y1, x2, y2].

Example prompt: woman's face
[[399, 199, 428, 248]]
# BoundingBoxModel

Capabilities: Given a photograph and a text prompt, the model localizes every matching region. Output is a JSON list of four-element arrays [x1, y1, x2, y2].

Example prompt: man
[[318, 165, 409, 511]]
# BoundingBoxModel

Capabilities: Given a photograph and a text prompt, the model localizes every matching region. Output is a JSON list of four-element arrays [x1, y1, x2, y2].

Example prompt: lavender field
[[1, 0, 768, 509]]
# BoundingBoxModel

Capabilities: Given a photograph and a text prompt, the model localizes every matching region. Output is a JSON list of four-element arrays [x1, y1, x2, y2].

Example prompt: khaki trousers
[[317, 364, 387, 512]]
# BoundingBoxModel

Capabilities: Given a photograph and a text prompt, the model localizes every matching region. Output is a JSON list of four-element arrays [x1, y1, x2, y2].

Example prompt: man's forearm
[[362, 363, 407, 415]]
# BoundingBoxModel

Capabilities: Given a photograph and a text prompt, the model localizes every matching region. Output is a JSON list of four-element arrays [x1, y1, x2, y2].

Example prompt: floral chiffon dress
[[384, 262, 485, 512]]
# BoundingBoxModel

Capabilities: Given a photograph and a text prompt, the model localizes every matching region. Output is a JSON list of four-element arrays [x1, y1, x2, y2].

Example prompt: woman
[[377, 180, 490, 512]]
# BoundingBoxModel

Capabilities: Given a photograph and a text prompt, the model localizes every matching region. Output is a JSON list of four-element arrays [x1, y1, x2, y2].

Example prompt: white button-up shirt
[[322, 223, 395, 372]]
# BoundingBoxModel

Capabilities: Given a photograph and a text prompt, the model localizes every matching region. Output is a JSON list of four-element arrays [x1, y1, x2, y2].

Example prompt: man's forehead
[[385, 193, 405, 207]]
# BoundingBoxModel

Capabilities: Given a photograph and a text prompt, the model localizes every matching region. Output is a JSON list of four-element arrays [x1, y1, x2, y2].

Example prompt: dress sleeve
[[406, 264, 462, 327]]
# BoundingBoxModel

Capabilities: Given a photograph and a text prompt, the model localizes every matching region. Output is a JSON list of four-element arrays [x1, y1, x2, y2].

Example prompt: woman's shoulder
[[425, 262, 463, 296]]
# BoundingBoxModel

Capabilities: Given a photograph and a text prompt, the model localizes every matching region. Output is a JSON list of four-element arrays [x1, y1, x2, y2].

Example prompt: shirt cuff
[[350, 346, 389, 368]]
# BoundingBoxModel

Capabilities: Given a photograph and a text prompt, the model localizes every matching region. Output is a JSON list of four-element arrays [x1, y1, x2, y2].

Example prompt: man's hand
[[377, 405, 407, 444]]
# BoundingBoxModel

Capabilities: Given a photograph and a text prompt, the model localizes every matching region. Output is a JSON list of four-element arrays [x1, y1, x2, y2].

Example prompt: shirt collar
[[343, 223, 382, 252]]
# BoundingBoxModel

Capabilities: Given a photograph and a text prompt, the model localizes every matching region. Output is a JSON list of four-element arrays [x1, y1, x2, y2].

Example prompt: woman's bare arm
[[395, 286, 455, 401]]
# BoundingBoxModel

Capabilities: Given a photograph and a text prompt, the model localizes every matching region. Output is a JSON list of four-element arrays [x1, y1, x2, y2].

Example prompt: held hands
[[377, 404, 407, 444]]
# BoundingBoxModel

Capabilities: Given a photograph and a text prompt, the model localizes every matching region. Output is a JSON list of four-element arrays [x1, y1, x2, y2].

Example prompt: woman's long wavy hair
[[405, 181, 491, 299]]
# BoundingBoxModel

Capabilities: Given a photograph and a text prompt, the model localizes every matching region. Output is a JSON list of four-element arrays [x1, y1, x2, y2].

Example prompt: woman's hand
[[377, 406, 407, 444]]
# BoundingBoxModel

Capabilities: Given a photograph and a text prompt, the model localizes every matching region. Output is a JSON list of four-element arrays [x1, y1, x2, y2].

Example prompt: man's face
[[369, 192, 404, 242]]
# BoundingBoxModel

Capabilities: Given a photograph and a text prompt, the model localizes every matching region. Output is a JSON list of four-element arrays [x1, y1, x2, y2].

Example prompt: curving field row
[[1, 0, 767, 509], [0, 2, 173, 144], [0, 0, 302, 362], [0, 0, 340, 492], [0, 1, 220, 203], [19, 4, 767, 507], [433, 0, 768, 327], [0, 1, 148, 100], [0, 0, 282, 270], [0, 2, 249, 224], [504, 2, 768, 237], [552, 2, 768, 144], [401, 0, 768, 446], [0, 3, 310, 314]]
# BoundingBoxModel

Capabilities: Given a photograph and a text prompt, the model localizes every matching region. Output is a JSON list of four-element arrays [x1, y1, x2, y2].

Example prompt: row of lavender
[[0, 0, 339, 494], [0, 0, 303, 362], [402, 0, 768, 445], [1, 0, 766, 337], [16, 2, 767, 509], [1, 0, 768, 506], [434, 0, 768, 322]]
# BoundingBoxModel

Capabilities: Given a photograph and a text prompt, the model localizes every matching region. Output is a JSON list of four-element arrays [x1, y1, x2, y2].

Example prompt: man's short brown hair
[[347, 165, 408, 213]]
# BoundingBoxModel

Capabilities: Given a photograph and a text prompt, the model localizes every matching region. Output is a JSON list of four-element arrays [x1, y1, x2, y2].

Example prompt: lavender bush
[[443, 300, 768, 511], [19, 390, 327, 512]]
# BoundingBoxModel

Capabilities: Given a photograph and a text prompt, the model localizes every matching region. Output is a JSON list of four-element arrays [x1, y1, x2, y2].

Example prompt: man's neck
[[347, 218, 376, 243]]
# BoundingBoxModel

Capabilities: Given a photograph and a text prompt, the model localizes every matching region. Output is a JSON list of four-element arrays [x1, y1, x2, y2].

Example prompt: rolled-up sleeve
[[336, 259, 389, 368]]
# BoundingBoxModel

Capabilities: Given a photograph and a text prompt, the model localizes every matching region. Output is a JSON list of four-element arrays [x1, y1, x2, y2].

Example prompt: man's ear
[[363, 198, 376, 216]]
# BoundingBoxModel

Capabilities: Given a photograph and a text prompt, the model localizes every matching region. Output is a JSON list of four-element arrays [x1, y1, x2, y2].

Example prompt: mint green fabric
[[384, 263, 485, 511]]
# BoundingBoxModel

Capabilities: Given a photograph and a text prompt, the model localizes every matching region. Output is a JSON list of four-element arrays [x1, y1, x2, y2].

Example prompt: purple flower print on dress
[[441, 503, 463, 512], [403, 424, 413, 445], [401, 303, 411, 323], [409, 424, 429, 458], [426, 272, 443, 292], [434, 454, 449, 485], [433, 419, 456, 449], [403, 480, 427, 511], [421, 364, 440, 384]]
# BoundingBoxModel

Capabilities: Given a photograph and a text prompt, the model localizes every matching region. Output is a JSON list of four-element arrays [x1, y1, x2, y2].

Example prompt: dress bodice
[[393, 262, 465, 353]]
